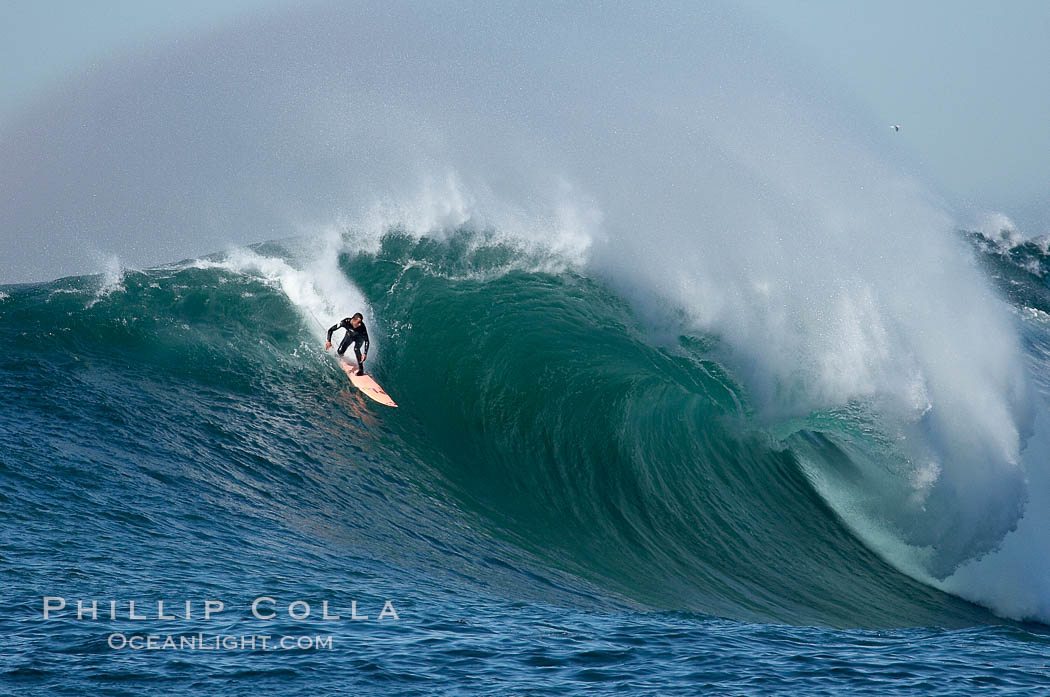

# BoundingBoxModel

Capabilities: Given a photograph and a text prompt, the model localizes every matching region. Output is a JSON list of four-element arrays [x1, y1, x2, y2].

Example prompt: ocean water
[[2, 228, 1049, 696]]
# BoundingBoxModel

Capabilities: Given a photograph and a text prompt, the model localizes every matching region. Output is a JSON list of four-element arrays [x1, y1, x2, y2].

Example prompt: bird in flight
[[891, 124, 901, 132]]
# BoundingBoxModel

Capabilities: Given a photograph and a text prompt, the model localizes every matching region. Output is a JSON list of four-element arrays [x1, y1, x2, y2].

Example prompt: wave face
[[4, 228, 1048, 629]]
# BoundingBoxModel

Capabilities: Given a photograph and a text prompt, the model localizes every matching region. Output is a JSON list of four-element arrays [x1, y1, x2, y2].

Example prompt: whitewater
[[3, 1, 1049, 695]]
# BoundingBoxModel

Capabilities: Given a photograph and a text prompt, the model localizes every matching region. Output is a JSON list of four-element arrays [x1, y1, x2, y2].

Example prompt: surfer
[[325, 313, 370, 375]]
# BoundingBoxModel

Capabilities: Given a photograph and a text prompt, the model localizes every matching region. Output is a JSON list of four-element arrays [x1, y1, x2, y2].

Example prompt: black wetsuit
[[327, 318, 370, 373]]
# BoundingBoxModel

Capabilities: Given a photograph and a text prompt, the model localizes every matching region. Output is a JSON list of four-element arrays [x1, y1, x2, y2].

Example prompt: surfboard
[[340, 361, 398, 408]]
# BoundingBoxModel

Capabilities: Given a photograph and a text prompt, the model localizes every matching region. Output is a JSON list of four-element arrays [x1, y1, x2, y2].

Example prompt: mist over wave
[[2, 0, 1048, 623]]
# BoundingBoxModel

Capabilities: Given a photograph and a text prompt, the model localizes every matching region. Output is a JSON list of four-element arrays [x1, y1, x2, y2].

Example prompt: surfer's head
[[350, 312, 363, 327]]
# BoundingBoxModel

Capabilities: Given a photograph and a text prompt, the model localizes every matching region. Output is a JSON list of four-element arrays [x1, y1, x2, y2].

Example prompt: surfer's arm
[[326, 319, 348, 343], [360, 329, 369, 359], [325, 319, 347, 349]]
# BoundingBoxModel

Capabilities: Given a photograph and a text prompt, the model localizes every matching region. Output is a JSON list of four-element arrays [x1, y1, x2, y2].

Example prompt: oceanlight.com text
[[108, 633, 335, 651]]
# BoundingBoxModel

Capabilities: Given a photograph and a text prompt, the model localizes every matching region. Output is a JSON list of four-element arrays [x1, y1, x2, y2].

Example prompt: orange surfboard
[[340, 361, 398, 408]]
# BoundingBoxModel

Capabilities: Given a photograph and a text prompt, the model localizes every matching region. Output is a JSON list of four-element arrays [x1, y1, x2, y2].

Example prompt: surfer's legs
[[337, 334, 353, 357], [353, 348, 365, 375]]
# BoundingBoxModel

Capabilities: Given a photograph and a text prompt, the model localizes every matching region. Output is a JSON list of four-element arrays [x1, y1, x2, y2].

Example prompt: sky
[[1, 0, 1048, 284], [737, 0, 1050, 234], [0, 0, 298, 119]]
